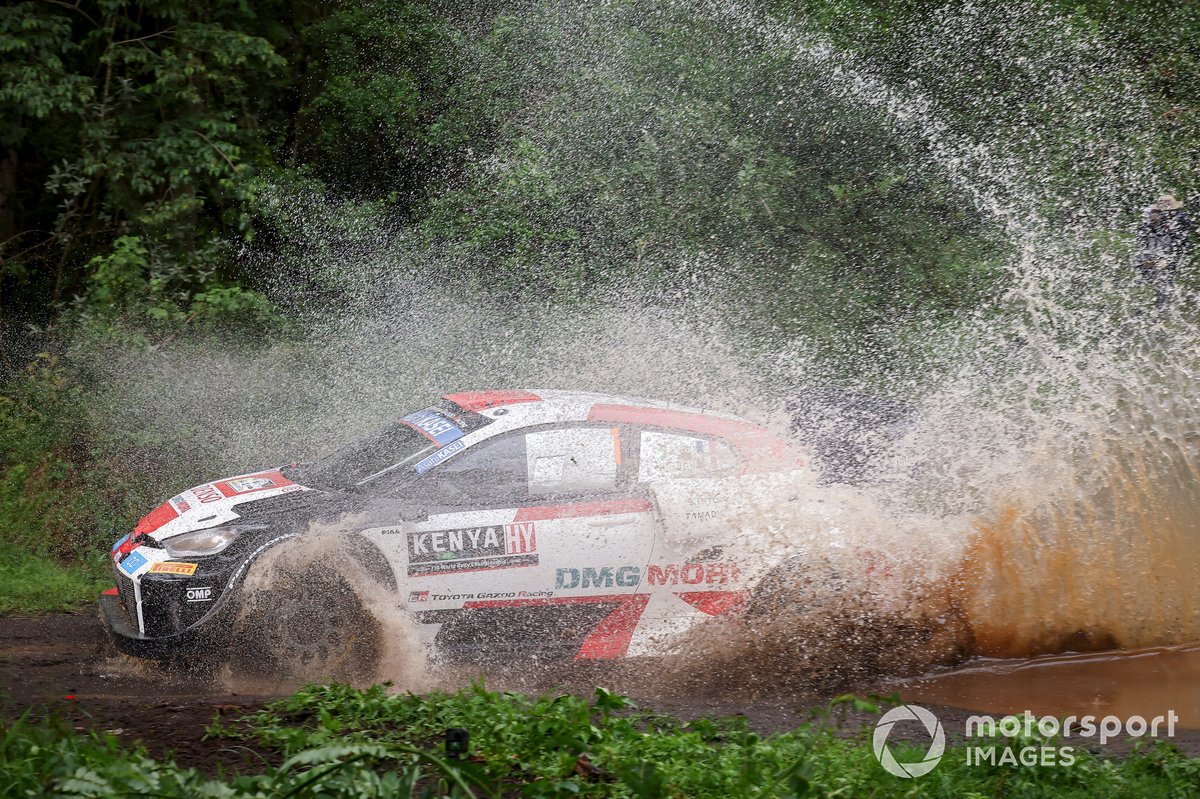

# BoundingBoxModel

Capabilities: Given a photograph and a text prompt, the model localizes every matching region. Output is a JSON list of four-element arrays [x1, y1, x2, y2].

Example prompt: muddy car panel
[[100, 390, 817, 663]]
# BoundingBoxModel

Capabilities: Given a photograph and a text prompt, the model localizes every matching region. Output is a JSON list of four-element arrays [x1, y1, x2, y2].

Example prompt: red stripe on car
[[576, 594, 650, 659], [587, 403, 797, 468], [674, 590, 748, 617], [443, 390, 542, 412], [134, 502, 178, 535], [513, 498, 653, 523]]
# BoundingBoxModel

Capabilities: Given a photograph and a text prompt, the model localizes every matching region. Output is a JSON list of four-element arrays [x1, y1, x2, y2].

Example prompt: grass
[[0, 356, 149, 615], [0, 553, 110, 614], [3, 684, 1200, 797], [208, 684, 1200, 798]]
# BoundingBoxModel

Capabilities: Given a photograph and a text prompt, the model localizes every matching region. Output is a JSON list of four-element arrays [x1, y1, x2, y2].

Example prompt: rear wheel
[[232, 564, 382, 682]]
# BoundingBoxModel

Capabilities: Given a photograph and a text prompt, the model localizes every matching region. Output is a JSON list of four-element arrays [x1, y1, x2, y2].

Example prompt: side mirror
[[400, 507, 429, 523]]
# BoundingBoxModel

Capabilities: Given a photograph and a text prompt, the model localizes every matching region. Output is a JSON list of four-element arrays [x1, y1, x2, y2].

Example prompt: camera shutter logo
[[873, 705, 945, 778]]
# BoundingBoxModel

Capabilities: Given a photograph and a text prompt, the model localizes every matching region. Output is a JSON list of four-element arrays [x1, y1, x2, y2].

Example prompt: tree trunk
[[0, 148, 15, 243], [0, 148, 17, 337]]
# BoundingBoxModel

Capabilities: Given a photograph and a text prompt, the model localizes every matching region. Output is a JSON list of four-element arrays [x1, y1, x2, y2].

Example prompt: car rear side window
[[525, 427, 620, 496], [638, 430, 738, 482]]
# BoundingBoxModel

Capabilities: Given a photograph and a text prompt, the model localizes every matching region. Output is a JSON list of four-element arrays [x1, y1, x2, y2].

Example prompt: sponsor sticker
[[414, 438, 467, 474], [647, 562, 741, 586], [408, 591, 430, 603], [407, 522, 538, 576], [226, 476, 277, 494], [401, 409, 465, 448], [192, 484, 224, 504], [186, 586, 213, 602], [552, 562, 743, 589], [556, 566, 642, 589], [148, 561, 198, 576], [169, 494, 192, 513], [120, 550, 148, 576]]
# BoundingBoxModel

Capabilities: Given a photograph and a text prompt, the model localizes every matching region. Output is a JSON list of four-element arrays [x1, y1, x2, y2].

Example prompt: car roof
[[442, 388, 746, 425], [440, 389, 796, 468]]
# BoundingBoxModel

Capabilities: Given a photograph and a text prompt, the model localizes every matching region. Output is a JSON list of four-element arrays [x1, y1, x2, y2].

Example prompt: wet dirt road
[[3, 612, 1200, 773], [0, 613, 273, 770]]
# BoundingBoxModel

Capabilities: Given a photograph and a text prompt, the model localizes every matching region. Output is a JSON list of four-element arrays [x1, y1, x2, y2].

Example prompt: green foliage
[[0, 352, 208, 611], [203, 683, 1200, 798], [71, 235, 283, 337], [0, 0, 286, 317], [0, 355, 104, 557], [0, 0, 458, 332], [295, 1, 462, 198], [0, 355, 117, 609], [2, 0, 1195, 338], [0, 715, 485, 799], [420, 1, 1010, 337], [0, 553, 109, 614], [4, 686, 1200, 798]]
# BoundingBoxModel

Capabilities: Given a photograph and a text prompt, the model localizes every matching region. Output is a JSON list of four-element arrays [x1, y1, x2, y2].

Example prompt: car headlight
[[163, 525, 265, 558]]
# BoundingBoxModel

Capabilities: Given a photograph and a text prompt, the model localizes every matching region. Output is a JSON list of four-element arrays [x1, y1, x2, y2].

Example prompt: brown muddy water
[[891, 641, 1200, 729]]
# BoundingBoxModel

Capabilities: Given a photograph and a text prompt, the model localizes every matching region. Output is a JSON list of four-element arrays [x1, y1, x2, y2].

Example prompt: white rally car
[[100, 389, 860, 676]]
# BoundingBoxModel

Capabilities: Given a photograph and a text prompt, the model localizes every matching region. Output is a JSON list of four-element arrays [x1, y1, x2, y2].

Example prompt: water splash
[[69, 0, 1200, 691]]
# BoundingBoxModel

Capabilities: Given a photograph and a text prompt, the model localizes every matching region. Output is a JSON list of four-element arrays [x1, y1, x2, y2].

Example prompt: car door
[[631, 428, 751, 649], [362, 423, 657, 661]]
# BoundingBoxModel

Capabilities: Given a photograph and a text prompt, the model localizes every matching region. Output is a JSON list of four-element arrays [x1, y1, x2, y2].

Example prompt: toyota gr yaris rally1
[[99, 389, 891, 675]]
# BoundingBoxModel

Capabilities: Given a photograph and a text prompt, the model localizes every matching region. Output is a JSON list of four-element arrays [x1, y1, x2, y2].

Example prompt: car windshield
[[302, 422, 435, 490], [298, 401, 494, 491]]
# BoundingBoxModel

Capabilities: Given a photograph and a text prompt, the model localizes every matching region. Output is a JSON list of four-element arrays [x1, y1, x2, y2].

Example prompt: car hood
[[131, 468, 318, 542]]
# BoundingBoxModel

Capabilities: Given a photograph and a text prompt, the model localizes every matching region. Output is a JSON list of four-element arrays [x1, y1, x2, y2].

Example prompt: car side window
[[404, 425, 623, 505], [412, 434, 529, 504], [638, 430, 738, 482], [526, 427, 620, 496]]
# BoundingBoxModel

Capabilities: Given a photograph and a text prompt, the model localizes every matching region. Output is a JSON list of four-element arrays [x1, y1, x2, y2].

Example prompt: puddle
[[892, 641, 1200, 728]]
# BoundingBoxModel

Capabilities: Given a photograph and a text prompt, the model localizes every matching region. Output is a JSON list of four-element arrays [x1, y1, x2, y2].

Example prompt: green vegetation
[[0, 4, 1195, 791], [3, 1, 1194, 329], [0, 352, 191, 604], [3, 684, 1199, 797], [0, 553, 109, 613]]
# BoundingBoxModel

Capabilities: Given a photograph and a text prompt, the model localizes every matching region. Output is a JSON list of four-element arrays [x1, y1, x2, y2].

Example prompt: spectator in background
[[1135, 193, 1191, 308]]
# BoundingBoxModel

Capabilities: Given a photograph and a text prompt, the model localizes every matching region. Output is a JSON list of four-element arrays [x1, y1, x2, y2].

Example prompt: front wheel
[[231, 564, 382, 683]]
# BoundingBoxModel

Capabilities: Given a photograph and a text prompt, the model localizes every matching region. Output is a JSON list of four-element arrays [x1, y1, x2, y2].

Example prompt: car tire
[[230, 564, 383, 682]]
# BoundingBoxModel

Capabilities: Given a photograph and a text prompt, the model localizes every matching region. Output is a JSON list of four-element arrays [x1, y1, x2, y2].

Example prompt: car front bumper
[[99, 582, 240, 662]]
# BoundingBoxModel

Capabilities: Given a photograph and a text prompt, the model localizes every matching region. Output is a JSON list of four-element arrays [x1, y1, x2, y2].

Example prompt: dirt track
[[2, 612, 1198, 773], [0, 613, 274, 770]]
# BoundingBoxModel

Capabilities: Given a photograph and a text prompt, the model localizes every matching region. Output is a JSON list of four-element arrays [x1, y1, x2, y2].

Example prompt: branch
[[35, 0, 100, 28], [0, 229, 54, 251], [110, 28, 177, 48], [191, 129, 240, 173]]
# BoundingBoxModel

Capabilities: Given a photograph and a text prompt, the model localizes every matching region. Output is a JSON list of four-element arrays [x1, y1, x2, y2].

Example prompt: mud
[[4, 611, 1200, 773], [0, 613, 274, 772]]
